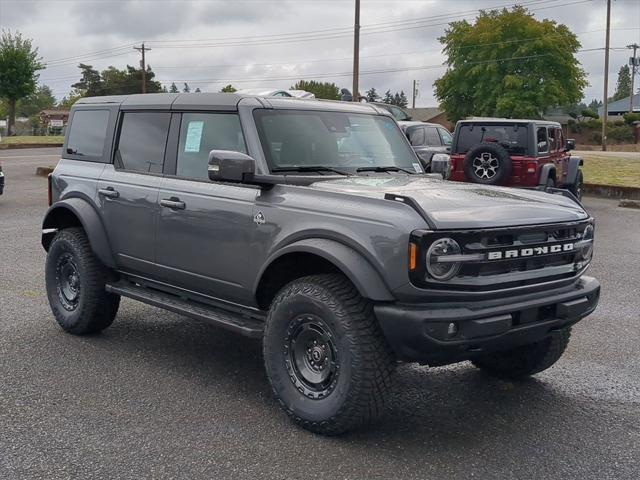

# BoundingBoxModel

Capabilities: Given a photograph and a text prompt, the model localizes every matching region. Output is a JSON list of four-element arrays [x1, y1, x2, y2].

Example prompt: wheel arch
[[42, 198, 116, 269], [565, 156, 583, 186], [254, 238, 395, 310], [538, 163, 557, 186]]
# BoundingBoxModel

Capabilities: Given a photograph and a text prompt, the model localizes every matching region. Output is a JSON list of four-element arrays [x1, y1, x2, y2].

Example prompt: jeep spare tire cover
[[463, 143, 512, 185]]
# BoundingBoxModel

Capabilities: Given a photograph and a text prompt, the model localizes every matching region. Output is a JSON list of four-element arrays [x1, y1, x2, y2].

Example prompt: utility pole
[[628, 43, 639, 113], [352, 0, 360, 102], [412, 80, 417, 109], [134, 42, 151, 94], [601, 0, 611, 151]]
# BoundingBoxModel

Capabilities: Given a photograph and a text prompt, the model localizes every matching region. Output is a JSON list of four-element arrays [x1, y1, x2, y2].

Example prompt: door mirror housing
[[207, 150, 284, 188], [208, 150, 256, 182], [565, 138, 576, 151]]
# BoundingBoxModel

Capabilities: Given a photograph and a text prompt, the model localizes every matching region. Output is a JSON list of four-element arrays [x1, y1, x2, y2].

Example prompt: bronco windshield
[[253, 109, 420, 174]]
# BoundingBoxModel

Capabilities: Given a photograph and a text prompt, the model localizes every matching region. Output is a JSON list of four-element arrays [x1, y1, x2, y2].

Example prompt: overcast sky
[[1, 0, 639, 106]]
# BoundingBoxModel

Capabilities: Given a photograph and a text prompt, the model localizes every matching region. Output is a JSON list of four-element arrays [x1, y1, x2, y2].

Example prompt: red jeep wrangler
[[448, 119, 583, 199]]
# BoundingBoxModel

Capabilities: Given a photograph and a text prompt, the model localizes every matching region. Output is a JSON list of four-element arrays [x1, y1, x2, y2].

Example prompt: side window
[[408, 126, 425, 146], [176, 113, 246, 180], [557, 129, 565, 151], [115, 112, 171, 173], [438, 128, 453, 146], [424, 127, 441, 146], [548, 127, 557, 152], [536, 127, 549, 154], [66, 109, 110, 159]]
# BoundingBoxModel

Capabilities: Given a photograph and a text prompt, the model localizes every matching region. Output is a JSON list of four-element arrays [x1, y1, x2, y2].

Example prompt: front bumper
[[374, 276, 600, 365]]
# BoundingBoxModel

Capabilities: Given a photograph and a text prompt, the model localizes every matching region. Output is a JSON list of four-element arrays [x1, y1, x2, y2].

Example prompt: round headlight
[[580, 224, 594, 261], [426, 238, 462, 281]]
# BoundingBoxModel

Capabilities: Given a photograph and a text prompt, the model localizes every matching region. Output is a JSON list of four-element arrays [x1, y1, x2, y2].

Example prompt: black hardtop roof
[[75, 93, 385, 115], [457, 117, 561, 128]]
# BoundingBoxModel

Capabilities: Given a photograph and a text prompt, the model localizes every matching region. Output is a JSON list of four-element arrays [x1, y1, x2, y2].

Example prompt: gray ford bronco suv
[[43, 93, 600, 435]]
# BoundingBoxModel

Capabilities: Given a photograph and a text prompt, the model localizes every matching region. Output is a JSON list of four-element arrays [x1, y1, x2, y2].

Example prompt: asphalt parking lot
[[1, 148, 639, 479]]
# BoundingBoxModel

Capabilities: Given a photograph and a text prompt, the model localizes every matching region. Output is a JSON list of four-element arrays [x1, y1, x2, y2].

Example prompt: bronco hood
[[308, 176, 588, 230]]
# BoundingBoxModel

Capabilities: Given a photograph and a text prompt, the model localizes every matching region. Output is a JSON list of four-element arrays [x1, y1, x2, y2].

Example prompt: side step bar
[[106, 281, 265, 338]]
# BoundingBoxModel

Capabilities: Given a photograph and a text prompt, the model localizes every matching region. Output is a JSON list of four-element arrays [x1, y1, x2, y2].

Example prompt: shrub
[[623, 112, 640, 124], [607, 125, 635, 143]]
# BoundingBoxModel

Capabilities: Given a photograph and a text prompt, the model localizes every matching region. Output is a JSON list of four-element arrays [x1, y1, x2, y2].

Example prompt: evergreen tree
[[382, 90, 393, 104], [365, 87, 379, 102], [183, 83, 191, 93], [613, 65, 631, 101], [169, 82, 179, 93]]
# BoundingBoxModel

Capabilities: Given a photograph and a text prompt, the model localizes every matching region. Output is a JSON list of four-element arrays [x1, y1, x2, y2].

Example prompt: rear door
[[155, 111, 258, 305], [97, 111, 171, 275]]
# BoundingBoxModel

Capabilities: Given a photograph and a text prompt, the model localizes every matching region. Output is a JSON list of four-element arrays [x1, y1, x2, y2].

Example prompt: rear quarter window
[[65, 109, 110, 160]]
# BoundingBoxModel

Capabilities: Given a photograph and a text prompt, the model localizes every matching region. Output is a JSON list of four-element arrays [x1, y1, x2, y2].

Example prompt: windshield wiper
[[356, 166, 415, 174], [272, 166, 351, 176]]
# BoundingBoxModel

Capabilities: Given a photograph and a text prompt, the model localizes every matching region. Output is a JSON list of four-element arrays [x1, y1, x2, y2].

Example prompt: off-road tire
[[463, 143, 512, 185], [568, 169, 583, 200], [472, 328, 571, 380], [45, 227, 120, 335], [263, 274, 396, 435]]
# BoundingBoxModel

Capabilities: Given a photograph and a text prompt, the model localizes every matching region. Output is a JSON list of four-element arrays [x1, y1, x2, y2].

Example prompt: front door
[[97, 111, 171, 276], [154, 112, 258, 305]]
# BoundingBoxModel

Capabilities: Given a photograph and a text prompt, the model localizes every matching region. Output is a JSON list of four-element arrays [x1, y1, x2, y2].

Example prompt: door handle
[[98, 187, 119, 199], [160, 197, 186, 210]]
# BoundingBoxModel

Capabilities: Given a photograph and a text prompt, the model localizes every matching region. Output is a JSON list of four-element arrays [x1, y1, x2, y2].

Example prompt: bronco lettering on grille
[[487, 243, 574, 260]]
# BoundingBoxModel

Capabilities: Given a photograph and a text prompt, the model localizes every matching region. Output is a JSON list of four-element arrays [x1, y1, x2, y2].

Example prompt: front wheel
[[263, 274, 395, 435], [45, 227, 120, 335], [472, 328, 571, 380], [568, 169, 583, 200]]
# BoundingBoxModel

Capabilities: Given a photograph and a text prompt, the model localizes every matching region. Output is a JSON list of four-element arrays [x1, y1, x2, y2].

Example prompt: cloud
[[1, 0, 638, 105]]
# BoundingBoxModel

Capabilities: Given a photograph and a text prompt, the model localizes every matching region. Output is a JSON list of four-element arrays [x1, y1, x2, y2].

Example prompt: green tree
[[382, 89, 393, 104], [72, 63, 161, 96], [220, 84, 237, 93], [391, 91, 408, 108], [290, 80, 340, 100], [194, 87, 201, 93], [434, 6, 587, 121], [16, 84, 55, 117], [588, 98, 602, 111], [0, 30, 44, 135], [169, 82, 179, 93], [365, 87, 380, 102], [613, 65, 631, 101], [58, 90, 83, 109], [183, 82, 190, 93]]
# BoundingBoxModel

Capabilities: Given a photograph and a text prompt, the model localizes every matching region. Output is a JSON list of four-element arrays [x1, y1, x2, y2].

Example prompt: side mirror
[[430, 153, 451, 179], [565, 139, 575, 151], [208, 150, 256, 183]]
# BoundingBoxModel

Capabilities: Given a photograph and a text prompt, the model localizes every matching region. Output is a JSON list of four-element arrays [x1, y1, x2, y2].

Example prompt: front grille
[[411, 219, 593, 292]]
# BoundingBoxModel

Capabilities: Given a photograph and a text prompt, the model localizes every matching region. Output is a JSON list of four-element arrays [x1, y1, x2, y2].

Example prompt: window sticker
[[412, 162, 423, 173], [184, 121, 204, 152]]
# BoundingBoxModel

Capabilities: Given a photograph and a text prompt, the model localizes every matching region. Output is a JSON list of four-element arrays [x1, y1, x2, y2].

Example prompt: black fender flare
[[42, 197, 116, 268], [538, 163, 556, 186], [565, 156, 583, 186], [255, 238, 395, 302]]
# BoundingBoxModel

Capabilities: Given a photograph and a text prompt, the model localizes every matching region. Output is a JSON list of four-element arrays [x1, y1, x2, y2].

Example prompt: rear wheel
[[45, 227, 120, 335], [263, 274, 395, 435], [472, 328, 571, 380]]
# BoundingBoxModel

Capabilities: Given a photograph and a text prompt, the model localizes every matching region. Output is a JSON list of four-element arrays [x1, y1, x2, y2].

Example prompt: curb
[[619, 199, 640, 209], [35, 166, 54, 177], [0, 143, 63, 150], [583, 183, 640, 201]]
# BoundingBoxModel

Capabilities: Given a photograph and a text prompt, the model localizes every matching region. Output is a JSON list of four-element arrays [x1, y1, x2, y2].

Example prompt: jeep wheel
[[568, 169, 583, 200], [463, 143, 512, 185], [472, 328, 571, 380], [263, 274, 395, 435], [45, 227, 120, 335]]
